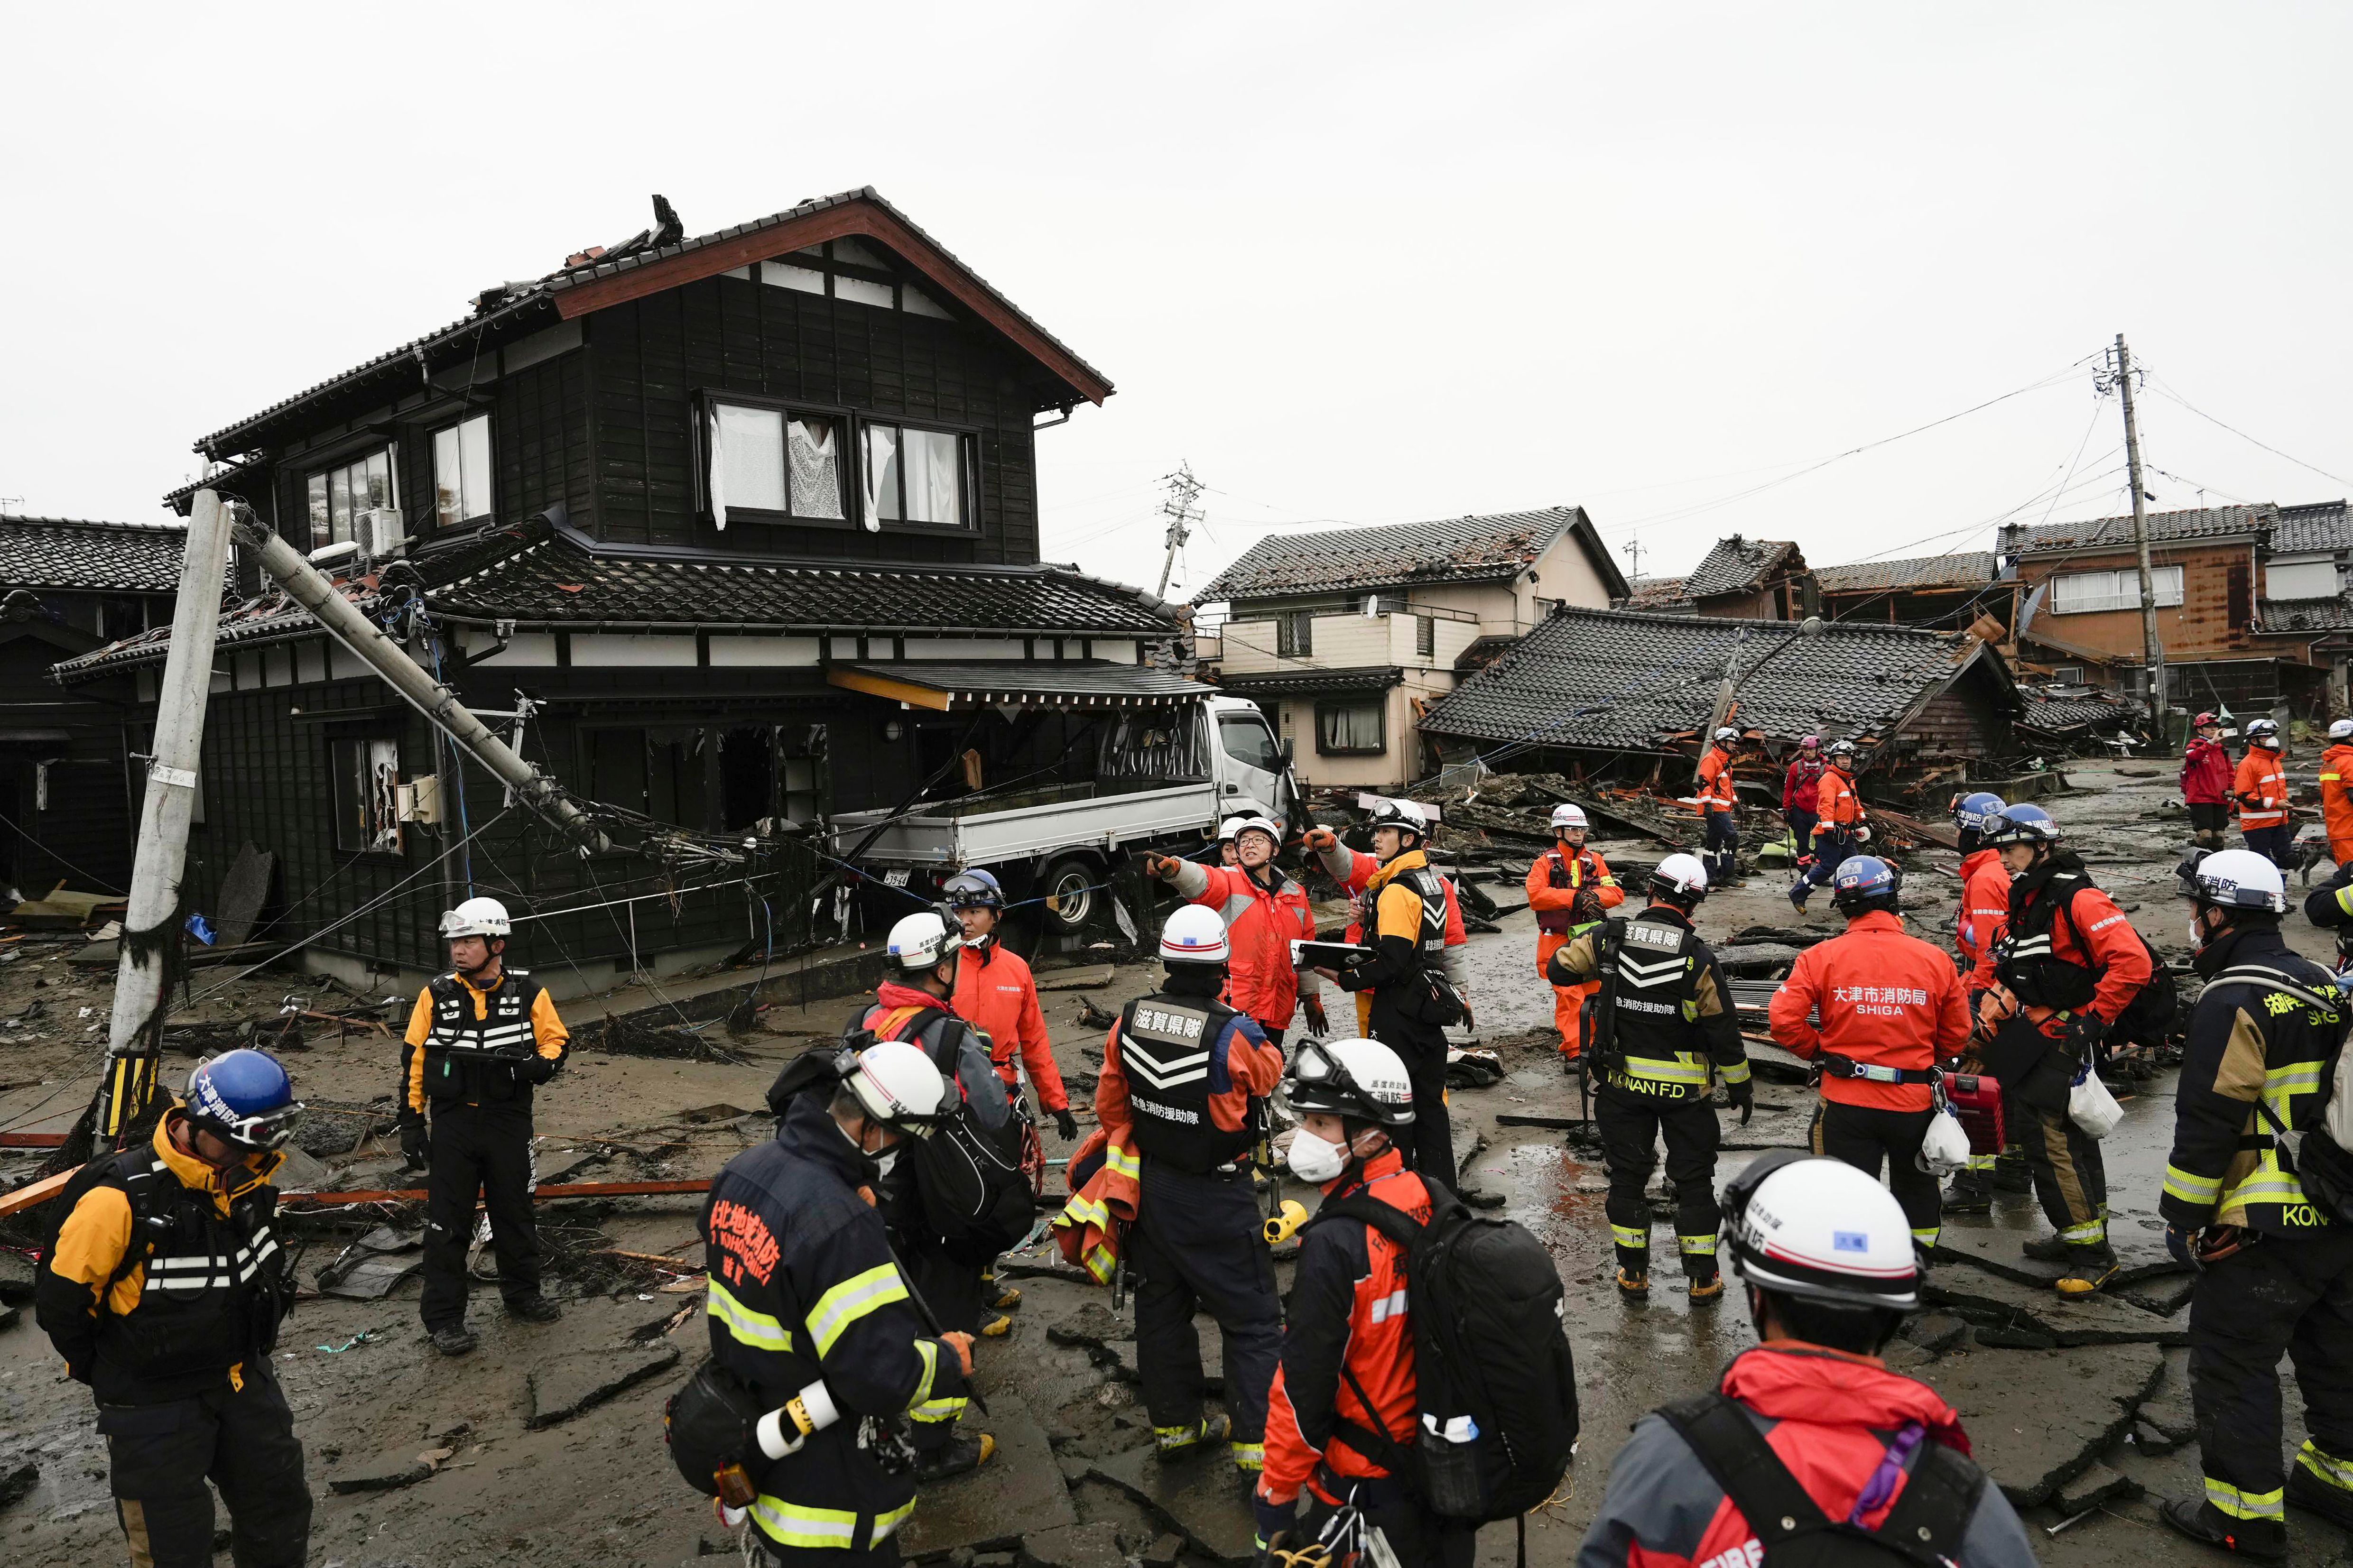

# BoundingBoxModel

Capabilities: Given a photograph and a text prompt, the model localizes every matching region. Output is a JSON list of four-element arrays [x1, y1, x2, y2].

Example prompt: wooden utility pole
[[2113, 334, 2168, 737], [1155, 461, 1203, 599], [98, 489, 232, 1140]]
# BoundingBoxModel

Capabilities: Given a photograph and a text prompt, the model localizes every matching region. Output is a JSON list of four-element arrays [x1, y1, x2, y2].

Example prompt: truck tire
[[1039, 854, 1102, 935]]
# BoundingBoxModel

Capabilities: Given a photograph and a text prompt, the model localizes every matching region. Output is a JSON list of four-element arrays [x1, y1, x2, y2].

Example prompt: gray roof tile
[[2273, 499, 2353, 554], [1682, 537, 1804, 600], [1198, 507, 1621, 602], [1815, 551, 1997, 593], [0, 515, 190, 594], [2006, 503, 2275, 555]]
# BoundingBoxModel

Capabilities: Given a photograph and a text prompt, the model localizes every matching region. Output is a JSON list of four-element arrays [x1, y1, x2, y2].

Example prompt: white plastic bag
[[1916, 1108, 1972, 1175], [2069, 1071, 2125, 1139]]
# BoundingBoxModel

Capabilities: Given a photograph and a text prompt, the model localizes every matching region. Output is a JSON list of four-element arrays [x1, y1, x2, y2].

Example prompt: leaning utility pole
[[98, 490, 233, 1141], [1154, 461, 1204, 598], [2112, 334, 2168, 737]]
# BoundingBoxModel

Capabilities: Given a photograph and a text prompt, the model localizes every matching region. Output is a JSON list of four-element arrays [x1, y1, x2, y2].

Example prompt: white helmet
[[1549, 803, 1589, 833], [1217, 817, 1242, 842], [1723, 1153, 1920, 1312], [845, 1040, 948, 1135], [1713, 726, 1740, 744], [1279, 1037, 1416, 1128], [1159, 904, 1230, 964], [885, 909, 964, 975], [1228, 814, 1282, 851], [2247, 718, 2281, 748], [2183, 847, 2288, 913], [1368, 799, 1430, 839], [1649, 852, 1709, 900], [439, 896, 511, 939], [2330, 719, 2353, 741]]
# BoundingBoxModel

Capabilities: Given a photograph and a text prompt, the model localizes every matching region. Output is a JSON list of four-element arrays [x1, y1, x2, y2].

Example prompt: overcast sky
[[5, 4, 2347, 600]]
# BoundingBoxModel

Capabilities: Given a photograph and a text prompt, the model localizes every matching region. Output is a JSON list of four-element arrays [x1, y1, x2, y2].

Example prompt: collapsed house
[[1416, 604, 2022, 795]]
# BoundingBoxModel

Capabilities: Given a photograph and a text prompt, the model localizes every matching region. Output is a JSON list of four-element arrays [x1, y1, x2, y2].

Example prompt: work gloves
[[1053, 1109, 1079, 1142], [399, 1116, 429, 1171], [2061, 1011, 2108, 1057], [1571, 889, 1603, 924], [1853, 825, 1871, 844], [521, 1054, 560, 1085], [2166, 1226, 2199, 1270], [1302, 826, 1338, 853], [1727, 1078, 1754, 1126], [1143, 853, 1183, 882], [1252, 1495, 1297, 1557]]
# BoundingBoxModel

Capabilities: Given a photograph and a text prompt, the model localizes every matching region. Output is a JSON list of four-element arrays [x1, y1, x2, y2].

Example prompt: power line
[[2142, 373, 2353, 490]]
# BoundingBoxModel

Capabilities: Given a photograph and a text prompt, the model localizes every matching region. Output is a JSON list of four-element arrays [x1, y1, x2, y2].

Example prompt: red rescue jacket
[[2180, 737, 2233, 805], [1769, 911, 1971, 1112], [1169, 861, 1317, 1033], [1260, 1149, 1430, 1507], [1814, 766, 1864, 831], [2321, 743, 2353, 853], [1783, 756, 1825, 814], [1986, 870, 2153, 1025], [1527, 846, 1623, 936], [1954, 848, 2011, 983], [951, 940, 1067, 1112]]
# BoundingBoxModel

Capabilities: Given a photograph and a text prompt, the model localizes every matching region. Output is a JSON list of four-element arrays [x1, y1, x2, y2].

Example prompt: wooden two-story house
[[1196, 507, 1626, 789], [56, 189, 1189, 994]]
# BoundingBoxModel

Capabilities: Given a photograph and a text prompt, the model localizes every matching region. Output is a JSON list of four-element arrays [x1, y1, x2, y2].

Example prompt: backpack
[[847, 1008, 1034, 1265], [2205, 962, 2353, 1225], [1656, 1393, 1986, 1568], [1313, 1186, 1579, 1530], [2003, 879, 2177, 1042]]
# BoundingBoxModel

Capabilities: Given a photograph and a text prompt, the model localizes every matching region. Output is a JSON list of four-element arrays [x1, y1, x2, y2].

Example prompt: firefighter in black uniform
[[698, 1038, 976, 1566], [2157, 849, 2353, 1558], [398, 895, 569, 1356], [1548, 852, 1751, 1301], [1098, 904, 1288, 1473], [1330, 798, 1463, 1182], [37, 1050, 311, 1568]]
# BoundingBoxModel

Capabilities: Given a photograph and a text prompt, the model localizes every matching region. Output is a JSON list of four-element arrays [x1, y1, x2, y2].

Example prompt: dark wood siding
[[584, 276, 1039, 564]]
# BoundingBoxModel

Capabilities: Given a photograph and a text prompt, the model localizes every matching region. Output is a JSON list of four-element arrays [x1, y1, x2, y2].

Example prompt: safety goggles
[[213, 1099, 307, 1152]]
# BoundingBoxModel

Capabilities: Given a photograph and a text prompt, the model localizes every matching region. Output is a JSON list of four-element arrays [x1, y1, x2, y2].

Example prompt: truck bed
[[826, 780, 1218, 867]]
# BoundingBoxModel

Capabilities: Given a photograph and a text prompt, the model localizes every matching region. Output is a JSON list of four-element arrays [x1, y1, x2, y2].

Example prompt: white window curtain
[[862, 425, 898, 531], [713, 405, 787, 529], [787, 417, 844, 519], [902, 429, 961, 525]]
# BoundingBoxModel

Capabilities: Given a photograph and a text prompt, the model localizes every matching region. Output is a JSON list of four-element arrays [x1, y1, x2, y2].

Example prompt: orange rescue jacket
[[1769, 911, 1972, 1112]]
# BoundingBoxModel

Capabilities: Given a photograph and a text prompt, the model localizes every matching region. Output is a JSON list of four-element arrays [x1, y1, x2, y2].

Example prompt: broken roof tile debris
[[1680, 535, 1805, 599]]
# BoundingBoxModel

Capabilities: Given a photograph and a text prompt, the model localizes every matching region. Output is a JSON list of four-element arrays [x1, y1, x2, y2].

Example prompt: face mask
[[1287, 1129, 1351, 1184], [872, 1146, 899, 1178]]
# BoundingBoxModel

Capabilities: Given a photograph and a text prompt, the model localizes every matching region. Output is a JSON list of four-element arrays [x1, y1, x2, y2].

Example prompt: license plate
[[882, 869, 910, 888]]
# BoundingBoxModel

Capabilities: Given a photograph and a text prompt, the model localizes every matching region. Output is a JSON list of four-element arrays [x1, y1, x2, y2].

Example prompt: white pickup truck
[[826, 694, 1299, 934]]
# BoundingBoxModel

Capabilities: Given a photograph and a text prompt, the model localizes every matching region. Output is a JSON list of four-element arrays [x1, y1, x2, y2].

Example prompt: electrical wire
[[2143, 375, 2353, 490], [0, 804, 128, 895]]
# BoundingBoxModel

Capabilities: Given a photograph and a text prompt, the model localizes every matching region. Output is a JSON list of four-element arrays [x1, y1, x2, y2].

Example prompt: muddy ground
[[2, 757, 2350, 1566]]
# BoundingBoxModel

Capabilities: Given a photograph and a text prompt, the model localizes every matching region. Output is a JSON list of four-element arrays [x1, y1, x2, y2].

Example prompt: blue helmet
[[1982, 803, 2060, 849], [184, 1049, 303, 1152], [941, 869, 1004, 910], [1951, 791, 2008, 835], [1830, 855, 1900, 913]]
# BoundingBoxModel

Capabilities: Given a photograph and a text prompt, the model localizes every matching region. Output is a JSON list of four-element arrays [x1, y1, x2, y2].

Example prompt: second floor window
[[709, 400, 848, 527], [1276, 610, 1314, 658], [307, 448, 396, 550], [862, 422, 971, 531], [2050, 564, 2184, 614], [433, 415, 493, 530]]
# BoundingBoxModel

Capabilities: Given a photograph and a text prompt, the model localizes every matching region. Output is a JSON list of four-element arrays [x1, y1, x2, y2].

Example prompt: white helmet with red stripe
[[1549, 802, 1589, 833], [844, 1039, 948, 1136], [1159, 904, 1230, 964], [1722, 1152, 1920, 1311]]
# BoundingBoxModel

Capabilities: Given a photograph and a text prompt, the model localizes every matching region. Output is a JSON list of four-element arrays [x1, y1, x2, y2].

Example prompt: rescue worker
[[1215, 817, 1241, 867], [2236, 717, 2293, 869], [1547, 853, 1751, 1299], [1945, 791, 2012, 1214], [1788, 739, 1868, 913], [1973, 804, 2152, 1294], [2321, 718, 2353, 870], [1330, 800, 1462, 1182], [398, 895, 567, 1356], [1577, 1153, 2037, 1568], [698, 1037, 975, 1566], [1695, 725, 1744, 888], [860, 908, 1009, 1480], [37, 1051, 313, 1568], [1255, 1038, 1472, 1566], [1526, 802, 1623, 1069], [941, 869, 1074, 1337], [2157, 848, 2353, 1558], [1768, 856, 1972, 1252], [1782, 734, 1825, 854], [1145, 814, 1325, 1046], [1096, 905, 1286, 1472], [1306, 819, 1472, 1037], [2184, 711, 2235, 853]]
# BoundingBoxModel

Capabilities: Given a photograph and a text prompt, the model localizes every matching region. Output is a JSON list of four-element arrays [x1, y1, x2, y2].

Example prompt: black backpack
[[847, 1008, 1033, 1265], [1313, 1186, 1579, 1528], [2206, 962, 2353, 1225], [1656, 1393, 1985, 1567]]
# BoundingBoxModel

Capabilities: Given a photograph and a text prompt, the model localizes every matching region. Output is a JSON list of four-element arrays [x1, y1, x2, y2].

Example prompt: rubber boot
[[1992, 1150, 2033, 1192], [1155, 1413, 1232, 1463], [2055, 1242, 2121, 1296], [1942, 1172, 1992, 1214], [1616, 1267, 1650, 1300], [2158, 1495, 2286, 1560], [431, 1324, 478, 1356], [1687, 1273, 1724, 1304], [2022, 1233, 2075, 1264], [914, 1431, 995, 1482], [2288, 1461, 2353, 1530]]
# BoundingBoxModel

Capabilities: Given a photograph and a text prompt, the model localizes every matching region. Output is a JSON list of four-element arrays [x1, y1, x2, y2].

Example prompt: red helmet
[[2192, 711, 2218, 728]]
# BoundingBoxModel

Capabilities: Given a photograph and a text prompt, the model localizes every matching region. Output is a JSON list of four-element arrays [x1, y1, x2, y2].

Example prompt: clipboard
[[1292, 939, 1373, 968]]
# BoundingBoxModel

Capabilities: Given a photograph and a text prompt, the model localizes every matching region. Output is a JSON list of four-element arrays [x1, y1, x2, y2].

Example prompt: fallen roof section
[[1418, 604, 2013, 753], [1196, 506, 1627, 603], [1682, 536, 1805, 599]]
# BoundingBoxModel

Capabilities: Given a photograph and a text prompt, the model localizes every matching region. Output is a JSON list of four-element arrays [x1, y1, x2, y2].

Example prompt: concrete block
[[898, 1394, 1076, 1559], [326, 1450, 433, 1494], [1019, 1522, 1126, 1568], [1913, 1343, 2163, 1508], [2055, 1462, 2140, 1516], [1088, 1444, 1259, 1568]]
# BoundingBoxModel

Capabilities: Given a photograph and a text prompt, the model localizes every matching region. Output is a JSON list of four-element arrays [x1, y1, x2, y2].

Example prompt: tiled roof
[[1198, 507, 1625, 602], [1215, 665, 1404, 698], [2273, 499, 2353, 554], [2260, 596, 2353, 633], [54, 517, 1176, 679], [2005, 503, 2275, 555], [1418, 606, 2004, 751], [1815, 552, 1997, 593], [0, 516, 191, 594], [2017, 690, 2140, 734], [1453, 633, 1521, 671], [196, 188, 1111, 456], [1621, 575, 1689, 609], [1683, 537, 1805, 600]]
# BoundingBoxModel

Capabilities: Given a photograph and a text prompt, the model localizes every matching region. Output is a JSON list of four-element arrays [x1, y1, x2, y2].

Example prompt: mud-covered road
[[1, 758, 2347, 1566]]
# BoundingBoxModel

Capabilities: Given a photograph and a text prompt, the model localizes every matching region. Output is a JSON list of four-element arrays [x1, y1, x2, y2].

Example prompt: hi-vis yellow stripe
[[707, 1279, 794, 1350], [750, 1496, 917, 1549], [2205, 1477, 2283, 1521], [806, 1264, 908, 1357]]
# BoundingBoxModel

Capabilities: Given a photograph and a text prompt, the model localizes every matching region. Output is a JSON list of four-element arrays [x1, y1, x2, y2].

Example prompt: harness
[[420, 968, 547, 1103], [1116, 994, 1257, 1172], [1590, 913, 1716, 1100], [1819, 1054, 1940, 1087]]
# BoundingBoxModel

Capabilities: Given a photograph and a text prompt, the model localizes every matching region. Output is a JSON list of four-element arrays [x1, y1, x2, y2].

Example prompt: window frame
[[329, 735, 404, 857], [857, 415, 981, 536], [698, 392, 860, 531], [1315, 696, 1388, 756], [2049, 564, 2186, 615], [1416, 615, 1436, 659], [431, 413, 495, 532], [1276, 610, 1315, 659], [305, 446, 399, 552]]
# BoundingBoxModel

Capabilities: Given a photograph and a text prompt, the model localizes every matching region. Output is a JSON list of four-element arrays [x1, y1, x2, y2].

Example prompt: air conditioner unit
[[357, 507, 407, 560], [395, 776, 443, 824]]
